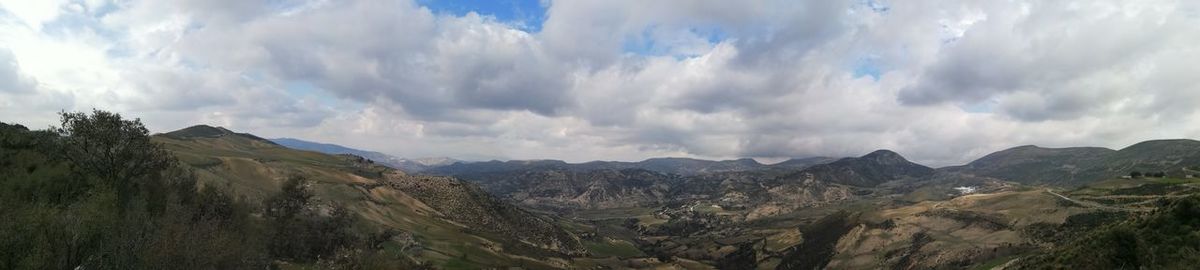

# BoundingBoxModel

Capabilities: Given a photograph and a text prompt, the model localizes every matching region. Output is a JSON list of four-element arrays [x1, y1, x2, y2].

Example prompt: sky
[[1, 0, 1199, 166]]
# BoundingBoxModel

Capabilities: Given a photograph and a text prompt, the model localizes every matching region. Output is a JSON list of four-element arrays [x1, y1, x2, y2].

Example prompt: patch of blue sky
[[700, 26, 729, 44], [239, 67, 345, 109], [960, 100, 997, 114], [621, 29, 661, 56], [622, 26, 729, 58], [284, 80, 345, 108], [850, 0, 890, 16], [284, 80, 320, 96], [240, 71, 268, 83], [0, 7, 19, 25], [851, 54, 884, 81], [862, 0, 890, 14], [78, 0, 120, 17], [35, 4, 132, 59], [40, 12, 118, 39], [417, 0, 546, 31]]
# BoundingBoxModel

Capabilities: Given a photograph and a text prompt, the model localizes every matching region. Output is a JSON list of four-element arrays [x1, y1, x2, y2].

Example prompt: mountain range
[[137, 125, 1200, 268], [158, 125, 587, 267], [945, 139, 1200, 186], [270, 137, 460, 173]]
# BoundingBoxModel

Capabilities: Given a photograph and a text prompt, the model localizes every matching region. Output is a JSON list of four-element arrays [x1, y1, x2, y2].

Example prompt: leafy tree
[[0, 123, 81, 205], [265, 176, 359, 262], [1, 111, 270, 269], [2, 110, 417, 269], [53, 110, 175, 209]]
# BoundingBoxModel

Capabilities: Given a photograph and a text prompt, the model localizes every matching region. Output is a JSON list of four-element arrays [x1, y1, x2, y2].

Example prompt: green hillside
[[0, 111, 592, 270], [0, 111, 428, 269], [949, 140, 1200, 187], [1013, 195, 1200, 269]]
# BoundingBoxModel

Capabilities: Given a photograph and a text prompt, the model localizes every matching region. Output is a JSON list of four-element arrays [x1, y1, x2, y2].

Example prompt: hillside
[[948, 140, 1200, 186], [270, 137, 458, 173], [589, 157, 766, 175], [1011, 195, 1200, 269], [11, 115, 1200, 269], [767, 156, 840, 171], [155, 125, 586, 268], [943, 145, 1115, 186], [1, 114, 442, 269], [428, 155, 836, 177], [456, 168, 678, 210], [781, 150, 935, 187], [1100, 139, 1200, 178], [11, 112, 1200, 269]]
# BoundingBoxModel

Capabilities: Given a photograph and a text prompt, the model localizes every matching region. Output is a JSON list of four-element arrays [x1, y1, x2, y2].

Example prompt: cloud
[[0, 48, 36, 93], [899, 1, 1197, 121], [3, 0, 1200, 166], [0, 47, 73, 126]]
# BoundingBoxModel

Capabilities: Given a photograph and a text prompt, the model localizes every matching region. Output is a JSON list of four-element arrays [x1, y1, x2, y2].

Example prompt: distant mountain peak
[[405, 157, 461, 166], [166, 124, 231, 138], [1121, 139, 1200, 150], [729, 158, 763, 165], [163, 125, 276, 144], [642, 157, 699, 162], [861, 149, 909, 164], [786, 150, 932, 187]]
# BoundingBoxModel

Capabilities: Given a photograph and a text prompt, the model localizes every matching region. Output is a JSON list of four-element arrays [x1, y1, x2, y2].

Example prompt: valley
[[5, 116, 1199, 269], [4, 1, 1196, 269], [268, 134, 1200, 269]]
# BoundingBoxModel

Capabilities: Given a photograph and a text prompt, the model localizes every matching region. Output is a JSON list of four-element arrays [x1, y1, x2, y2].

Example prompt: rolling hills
[[155, 125, 585, 269], [270, 137, 459, 173], [234, 134, 1200, 269], [10, 115, 1200, 269], [426, 155, 836, 177], [946, 140, 1200, 186], [780, 149, 935, 187]]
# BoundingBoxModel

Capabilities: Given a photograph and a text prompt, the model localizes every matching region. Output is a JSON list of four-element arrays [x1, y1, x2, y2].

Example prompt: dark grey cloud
[[0, 48, 36, 94]]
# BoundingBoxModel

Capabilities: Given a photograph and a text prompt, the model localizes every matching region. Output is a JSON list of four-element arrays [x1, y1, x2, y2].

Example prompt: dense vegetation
[[0, 110, 426, 269], [1016, 196, 1200, 269]]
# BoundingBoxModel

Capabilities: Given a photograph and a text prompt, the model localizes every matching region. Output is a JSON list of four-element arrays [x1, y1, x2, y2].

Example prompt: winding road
[[1045, 189, 1147, 212]]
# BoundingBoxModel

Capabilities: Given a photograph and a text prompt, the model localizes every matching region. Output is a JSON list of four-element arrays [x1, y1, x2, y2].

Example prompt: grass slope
[[154, 126, 582, 269]]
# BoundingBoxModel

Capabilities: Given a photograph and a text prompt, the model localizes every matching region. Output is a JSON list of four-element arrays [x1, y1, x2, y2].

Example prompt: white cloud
[[0, 0, 68, 31], [2, 0, 1200, 166]]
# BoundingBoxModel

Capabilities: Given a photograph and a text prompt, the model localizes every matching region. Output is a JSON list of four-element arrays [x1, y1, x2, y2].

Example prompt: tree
[[265, 176, 360, 262], [53, 110, 175, 209], [3, 110, 407, 269], [2, 111, 272, 269], [265, 176, 315, 221], [1130, 171, 1143, 178]]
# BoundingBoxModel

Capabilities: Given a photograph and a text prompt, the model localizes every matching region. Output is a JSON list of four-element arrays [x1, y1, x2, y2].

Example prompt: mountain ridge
[[946, 138, 1200, 186], [783, 149, 935, 187], [153, 125, 588, 267], [269, 137, 459, 173]]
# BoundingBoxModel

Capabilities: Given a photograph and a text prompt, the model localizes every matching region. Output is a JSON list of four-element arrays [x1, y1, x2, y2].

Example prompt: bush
[[1, 110, 420, 269]]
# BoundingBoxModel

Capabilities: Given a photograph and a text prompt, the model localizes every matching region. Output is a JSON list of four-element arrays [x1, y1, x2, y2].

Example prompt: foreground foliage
[[0, 110, 426, 269], [1015, 196, 1200, 269]]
